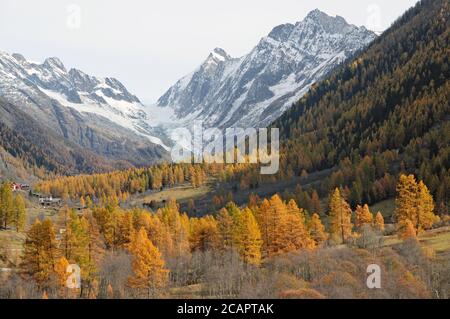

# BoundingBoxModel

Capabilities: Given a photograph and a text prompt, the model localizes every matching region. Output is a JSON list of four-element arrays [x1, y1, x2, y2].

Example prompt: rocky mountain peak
[[43, 57, 66, 72], [157, 10, 376, 129], [68, 68, 99, 92], [203, 48, 232, 69], [305, 8, 329, 21], [302, 9, 361, 35], [11, 53, 27, 63], [0, 49, 168, 150], [268, 23, 295, 42]]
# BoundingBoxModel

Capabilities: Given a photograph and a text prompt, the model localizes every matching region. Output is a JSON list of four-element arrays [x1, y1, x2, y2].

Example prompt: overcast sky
[[0, 0, 419, 103]]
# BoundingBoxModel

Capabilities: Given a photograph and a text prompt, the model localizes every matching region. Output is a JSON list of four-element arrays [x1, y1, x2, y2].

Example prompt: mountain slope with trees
[[0, 96, 170, 179], [271, 0, 449, 211], [0, 97, 120, 177]]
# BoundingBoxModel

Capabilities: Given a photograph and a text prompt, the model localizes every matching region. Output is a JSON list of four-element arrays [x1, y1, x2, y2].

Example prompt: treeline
[[0, 120, 61, 179], [1, 174, 445, 298], [0, 98, 117, 178], [35, 163, 208, 203]]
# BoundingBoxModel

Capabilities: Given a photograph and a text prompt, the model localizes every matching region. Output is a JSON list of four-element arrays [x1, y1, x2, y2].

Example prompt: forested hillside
[[270, 0, 449, 210], [0, 97, 145, 179], [1, 174, 448, 299], [0, 117, 67, 178]]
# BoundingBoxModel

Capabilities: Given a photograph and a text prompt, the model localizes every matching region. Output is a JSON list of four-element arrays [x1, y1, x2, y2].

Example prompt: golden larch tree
[[395, 174, 419, 229], [395, 175, 438, 235], [0, 182, 13, 229], [189, 216, 219, 252], [259, 194, 290, 257], [21, 219, 58, 286], [128, 227, 169, 298], [159, 199, 190, 259], [216, 208, 234, 251], [308, 213, 328, 246], [54, 256, 70, 297], [354, 204, 373, 229], [233, 208, 262, 266], [253, 198, 271, 256], [398, 219, 417, 241], [59, 209, 90, 276], [136, 211, 173, 258], [81, 213, 105, 293], [285, 200, 315, 250], [373, 212, 385, 233], [328, 188, 353, 244], [416, 181, 438, 232], [12, 193, 26, 232]]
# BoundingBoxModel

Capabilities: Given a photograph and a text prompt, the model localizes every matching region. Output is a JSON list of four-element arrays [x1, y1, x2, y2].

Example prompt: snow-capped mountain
[[0, 50, 168, 172], [0, 51, 167, 148], [158, 9, 377, 128]]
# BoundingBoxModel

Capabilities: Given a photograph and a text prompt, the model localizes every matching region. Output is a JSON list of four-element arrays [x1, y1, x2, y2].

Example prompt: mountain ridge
[[157, 9, 376, 129], [0, 51, 169, 176]]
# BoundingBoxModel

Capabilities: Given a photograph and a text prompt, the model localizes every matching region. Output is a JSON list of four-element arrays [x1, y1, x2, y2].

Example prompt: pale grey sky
[[0, 0, 419, 103]]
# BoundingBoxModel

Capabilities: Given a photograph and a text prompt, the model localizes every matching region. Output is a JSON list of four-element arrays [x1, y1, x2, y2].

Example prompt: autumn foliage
[[395, 174, 439, 238]]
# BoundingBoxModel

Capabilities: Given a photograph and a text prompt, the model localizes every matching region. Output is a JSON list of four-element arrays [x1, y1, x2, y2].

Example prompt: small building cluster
[[11, 182, 30, 192], [38, 195, 62, 207], [29, 191, 62, 207]]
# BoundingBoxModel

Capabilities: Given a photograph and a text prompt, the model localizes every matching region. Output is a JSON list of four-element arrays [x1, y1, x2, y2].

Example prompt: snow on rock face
[[157, 9, 377, 129], [0, 50, 168, 150]]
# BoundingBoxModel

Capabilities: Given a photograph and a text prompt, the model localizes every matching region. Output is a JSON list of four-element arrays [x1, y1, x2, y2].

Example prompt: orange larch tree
[[328, 188, 353, 244], [308, 213, 328, 246], [127, 227, 169, 298], [354, 204, 373, 229]]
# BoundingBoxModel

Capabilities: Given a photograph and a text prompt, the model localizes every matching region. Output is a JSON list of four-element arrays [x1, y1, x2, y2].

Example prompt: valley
[[0, 0, 448, 301]]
